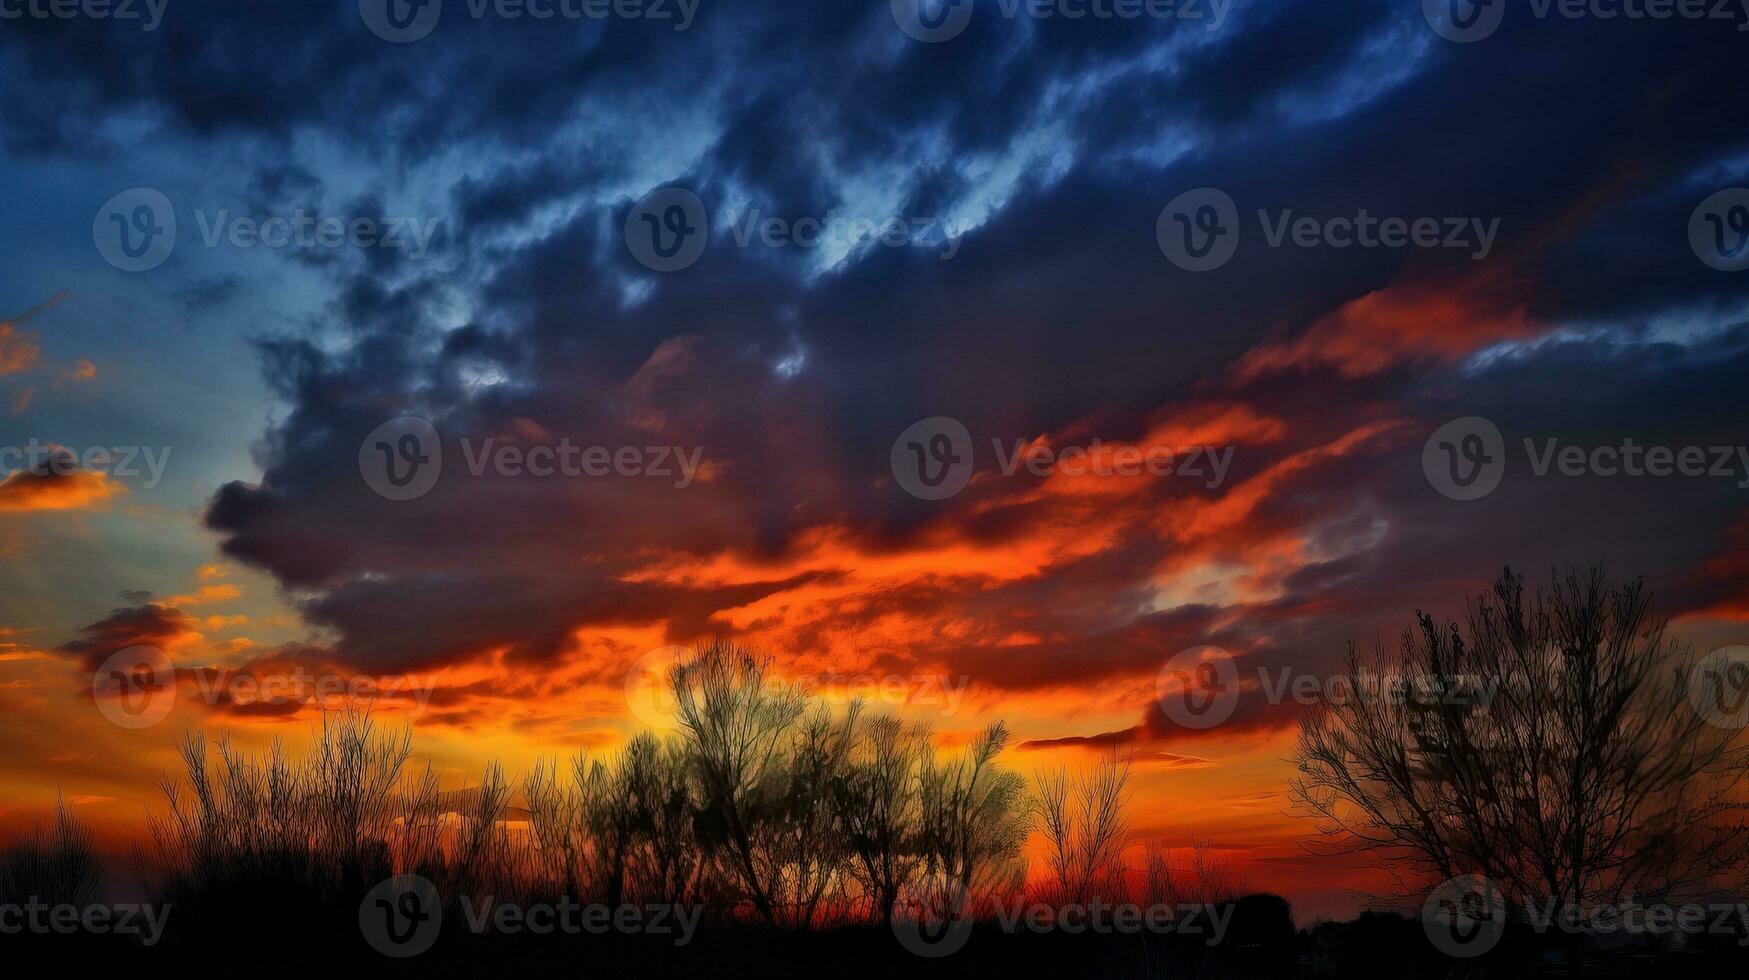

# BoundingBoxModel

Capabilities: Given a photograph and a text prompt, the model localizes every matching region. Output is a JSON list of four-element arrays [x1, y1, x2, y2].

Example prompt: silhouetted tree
[[766, 702, 858, 927], [1293, 567, 1749, 965], [1146, 838, 1245, 908], [1033, 750, 1132, 904], [915, 722, 1029, 920], [0, 797, 100, 909], [151, 712, 408, 902], [669, 641, 805, 925], [619, 732, 704, 904], [139, 646, 1046, 949], [830, 713, 928, 926]]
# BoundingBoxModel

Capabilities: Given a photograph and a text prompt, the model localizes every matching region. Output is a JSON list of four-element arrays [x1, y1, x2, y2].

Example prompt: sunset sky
[[3, 0, 1748, 924]]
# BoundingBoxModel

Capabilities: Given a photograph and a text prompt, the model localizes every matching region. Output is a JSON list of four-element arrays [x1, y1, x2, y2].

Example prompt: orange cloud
[[168, 584, 242, 606], [0, 323, 40, 377], [0, 293, 65, 377], [0, 467, 124, 512]]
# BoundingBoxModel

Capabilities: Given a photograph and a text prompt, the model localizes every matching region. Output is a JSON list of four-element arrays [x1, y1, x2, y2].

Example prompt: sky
[[2, 0, 1748, 923]]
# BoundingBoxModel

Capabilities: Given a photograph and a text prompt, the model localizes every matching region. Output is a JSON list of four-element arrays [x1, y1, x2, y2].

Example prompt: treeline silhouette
[[8, 642, 1285, 977], [10, 571, 1749, 977], [141, 644, 1042, 931]]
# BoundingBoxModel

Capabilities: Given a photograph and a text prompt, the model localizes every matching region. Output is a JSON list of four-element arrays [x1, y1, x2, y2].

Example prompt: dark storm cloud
[[11, 1, 1746, 690], [57, 603, 194, 670]]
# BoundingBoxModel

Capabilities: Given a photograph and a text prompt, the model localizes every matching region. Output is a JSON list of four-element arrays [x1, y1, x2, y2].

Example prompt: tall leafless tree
[[915, 722, 1029, 919], [1293, 567, 1749, 935], [619, 732, 704, 905], [1034, 751, 1132, 905], [765, 702, 858, 927], [669, 640, 805, 925], [831, 713, 929, 925]]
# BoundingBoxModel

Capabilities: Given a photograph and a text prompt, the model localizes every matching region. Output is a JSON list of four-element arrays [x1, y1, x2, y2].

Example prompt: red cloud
[[1234, 270, 1537, 381]]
